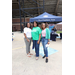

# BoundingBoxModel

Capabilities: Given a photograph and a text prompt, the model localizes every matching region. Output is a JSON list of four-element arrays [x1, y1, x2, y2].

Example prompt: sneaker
[[46, 59, 48, 63], [42, 55, 46, 58]]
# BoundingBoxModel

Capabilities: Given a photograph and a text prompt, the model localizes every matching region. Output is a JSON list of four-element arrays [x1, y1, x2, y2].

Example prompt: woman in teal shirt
[[41, 23, 50, 63], [31, 21, 41, 60]]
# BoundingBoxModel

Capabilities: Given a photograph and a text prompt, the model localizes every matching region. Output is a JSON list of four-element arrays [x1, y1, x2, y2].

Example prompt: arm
[[37, 27, 42, 44], [47, 39, 50, 44], [47, 28, 50, 39], [24, 33, 30, 42], [48, 39, 50, 42], [47, 28, 50, 44], [38, 34, 41, 41], [37, 34, 41, 44]]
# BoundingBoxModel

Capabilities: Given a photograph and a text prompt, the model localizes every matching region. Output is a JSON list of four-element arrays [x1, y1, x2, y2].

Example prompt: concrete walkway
[[12, 31, 62, 75]]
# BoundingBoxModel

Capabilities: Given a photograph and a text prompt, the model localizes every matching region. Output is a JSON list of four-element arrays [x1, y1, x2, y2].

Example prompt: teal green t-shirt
[[31, 27, 41, 40]]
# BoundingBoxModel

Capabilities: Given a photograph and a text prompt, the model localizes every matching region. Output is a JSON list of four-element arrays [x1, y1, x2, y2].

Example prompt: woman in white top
[[24, 23, 33, 57]]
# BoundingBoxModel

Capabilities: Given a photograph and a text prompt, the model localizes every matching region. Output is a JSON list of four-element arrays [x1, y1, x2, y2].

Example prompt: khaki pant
[[24, 38, 31, 54]]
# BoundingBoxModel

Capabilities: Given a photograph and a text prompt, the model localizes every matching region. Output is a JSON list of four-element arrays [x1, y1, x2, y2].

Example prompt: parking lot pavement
[[12, 32, 62, 75]]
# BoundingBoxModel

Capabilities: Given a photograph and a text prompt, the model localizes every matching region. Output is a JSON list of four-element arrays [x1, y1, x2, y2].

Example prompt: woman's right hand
[[27, 39, 30, 42], [47, 42, 50, 44]]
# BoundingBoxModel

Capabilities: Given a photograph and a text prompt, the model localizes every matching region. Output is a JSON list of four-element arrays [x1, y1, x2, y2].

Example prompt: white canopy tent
[[57, 22, 62, 24]]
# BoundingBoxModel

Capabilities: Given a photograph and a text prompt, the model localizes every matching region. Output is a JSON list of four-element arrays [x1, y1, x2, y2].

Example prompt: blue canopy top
[[30, 12, 62, 22]]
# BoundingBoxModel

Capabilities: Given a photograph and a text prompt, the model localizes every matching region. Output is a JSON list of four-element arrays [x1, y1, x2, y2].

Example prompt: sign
[[33, 46, 58, 56], [34, 19, 55, 22], [43, 15, 48, 17]]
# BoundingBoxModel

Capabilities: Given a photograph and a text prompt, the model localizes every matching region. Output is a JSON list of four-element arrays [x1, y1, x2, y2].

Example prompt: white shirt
[[24, 27, 31, 38]]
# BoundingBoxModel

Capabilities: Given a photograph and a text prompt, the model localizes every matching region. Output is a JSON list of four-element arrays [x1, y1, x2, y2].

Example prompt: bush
[[56, 31, 62, 34]]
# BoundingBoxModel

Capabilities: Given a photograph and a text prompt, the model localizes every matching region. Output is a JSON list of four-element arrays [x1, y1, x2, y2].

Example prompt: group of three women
[[24, 21, 50, 63]]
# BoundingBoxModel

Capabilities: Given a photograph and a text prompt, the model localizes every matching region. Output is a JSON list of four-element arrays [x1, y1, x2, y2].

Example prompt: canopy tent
[[57, 22, 62, 24], [30, 12, 62, 22]]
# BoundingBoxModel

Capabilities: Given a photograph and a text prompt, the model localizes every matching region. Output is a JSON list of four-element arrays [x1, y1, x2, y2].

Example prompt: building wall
[[12, 18, 62, 31], [55, 24, 62, 31], [12, 18, 30, 31]]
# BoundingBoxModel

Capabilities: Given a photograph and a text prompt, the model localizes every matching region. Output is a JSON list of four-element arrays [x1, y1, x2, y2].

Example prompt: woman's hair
[[25, 22, 31, 28], [30, 23, 33, 26], [34, 21, 38, 26], [41, 23, 47, 30]]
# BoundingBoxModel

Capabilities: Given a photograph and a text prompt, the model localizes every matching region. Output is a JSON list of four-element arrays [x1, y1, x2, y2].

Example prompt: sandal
[[36, 57, 39, 60], [29, 53, 33, 55], [27, 54, 31, 57]]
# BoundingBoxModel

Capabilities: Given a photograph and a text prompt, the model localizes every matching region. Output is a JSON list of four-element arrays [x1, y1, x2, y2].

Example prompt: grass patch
[[56, 31, 62, 34]]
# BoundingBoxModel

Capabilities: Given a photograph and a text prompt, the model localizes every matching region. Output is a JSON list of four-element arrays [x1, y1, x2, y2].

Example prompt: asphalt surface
[[12, 31, 62, 75]]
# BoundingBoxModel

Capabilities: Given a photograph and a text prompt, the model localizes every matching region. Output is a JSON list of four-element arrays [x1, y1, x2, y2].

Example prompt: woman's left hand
[[37, 40, 40, 44], [47, 42, 50, 44]]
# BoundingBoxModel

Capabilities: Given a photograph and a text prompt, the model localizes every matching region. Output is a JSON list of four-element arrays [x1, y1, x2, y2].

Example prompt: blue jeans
[[33, 40, 40, 57], [32, 40, 35, 49], [41, 37, 48, 57]]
